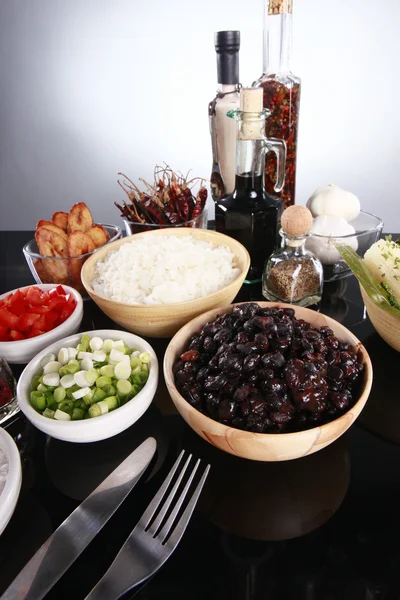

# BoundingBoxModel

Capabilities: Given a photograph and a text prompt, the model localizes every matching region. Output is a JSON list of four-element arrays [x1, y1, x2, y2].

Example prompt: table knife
[[1, 436, 157, 600]]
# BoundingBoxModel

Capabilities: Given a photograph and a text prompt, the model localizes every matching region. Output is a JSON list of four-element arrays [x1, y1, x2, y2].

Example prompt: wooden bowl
[[164, 302, 373, 462], [80, 228, 250, 338], [360, 286, 400, 352]]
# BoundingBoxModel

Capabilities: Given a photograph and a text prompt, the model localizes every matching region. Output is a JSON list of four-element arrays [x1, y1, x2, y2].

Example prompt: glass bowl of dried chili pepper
[[123, 210, 208, 236], [115, 166, 208, 235], [0, 357, 18, 426]]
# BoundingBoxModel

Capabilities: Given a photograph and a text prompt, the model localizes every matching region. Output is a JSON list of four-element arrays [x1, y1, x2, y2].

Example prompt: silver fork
[[85, 451, 210, 600]]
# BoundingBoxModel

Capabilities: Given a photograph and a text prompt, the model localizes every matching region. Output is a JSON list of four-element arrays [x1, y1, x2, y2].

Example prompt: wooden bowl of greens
[[338, 236, 400, 353]]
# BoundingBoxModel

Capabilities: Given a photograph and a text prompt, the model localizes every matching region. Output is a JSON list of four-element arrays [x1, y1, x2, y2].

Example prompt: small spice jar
[[262, 205, 323, 306]]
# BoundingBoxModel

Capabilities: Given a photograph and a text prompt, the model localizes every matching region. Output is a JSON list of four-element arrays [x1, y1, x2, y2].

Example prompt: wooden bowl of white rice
[[81, 228, 250, 338]]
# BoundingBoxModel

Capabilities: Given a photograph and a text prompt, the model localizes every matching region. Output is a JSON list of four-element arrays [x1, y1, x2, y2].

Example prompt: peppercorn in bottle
[[262, 205, 323, 306]]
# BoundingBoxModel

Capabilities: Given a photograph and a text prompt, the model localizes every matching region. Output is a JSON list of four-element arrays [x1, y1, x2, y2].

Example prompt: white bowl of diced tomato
[[0, 284, 83, 364]]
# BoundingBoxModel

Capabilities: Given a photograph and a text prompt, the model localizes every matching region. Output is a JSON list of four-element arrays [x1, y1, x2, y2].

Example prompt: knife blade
[[1, 436, 157, 600]]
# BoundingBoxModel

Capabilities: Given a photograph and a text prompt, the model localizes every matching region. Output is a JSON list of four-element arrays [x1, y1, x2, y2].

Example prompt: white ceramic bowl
[[0, 284, 83, 364], [17, 330, 159, 443], [0, 427, 22, 535]]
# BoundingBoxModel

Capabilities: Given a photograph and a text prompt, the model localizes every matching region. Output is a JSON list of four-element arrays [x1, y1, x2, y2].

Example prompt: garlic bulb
[[306, 215, 358, 265], [306, 184, 360, 222]]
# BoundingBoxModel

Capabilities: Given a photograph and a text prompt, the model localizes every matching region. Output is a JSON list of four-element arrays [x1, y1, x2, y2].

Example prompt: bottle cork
[[281, 205, 313, 236], [268, 0, 293, 15], [240, 88, 263, 113], [238, 88, 264, 140]]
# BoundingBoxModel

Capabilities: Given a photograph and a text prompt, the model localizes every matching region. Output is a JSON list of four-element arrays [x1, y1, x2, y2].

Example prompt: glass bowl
[[123, 209, 208, 236], [0, 357, 18, 425], [23, 224, 122, 297], [306, 211, 383, 282]]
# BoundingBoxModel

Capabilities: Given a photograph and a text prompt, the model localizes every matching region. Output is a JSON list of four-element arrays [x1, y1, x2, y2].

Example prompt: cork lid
[[281, 205, 313, 236], [240, 88, 263, 113], [268, 0, 293, 15]]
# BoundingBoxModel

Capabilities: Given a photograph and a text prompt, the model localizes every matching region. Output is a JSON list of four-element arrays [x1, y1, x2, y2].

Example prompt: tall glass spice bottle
[[215, 87, 286, 286], [209, 31, 241, 201], [253, 0, 301, 208]]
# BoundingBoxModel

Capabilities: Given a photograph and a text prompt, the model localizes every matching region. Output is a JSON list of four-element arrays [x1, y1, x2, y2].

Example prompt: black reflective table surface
[[1, 231, 400, 600]]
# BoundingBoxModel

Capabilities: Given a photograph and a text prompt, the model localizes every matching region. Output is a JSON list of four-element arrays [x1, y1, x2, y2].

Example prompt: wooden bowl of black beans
[[164, 302, 373, 461]]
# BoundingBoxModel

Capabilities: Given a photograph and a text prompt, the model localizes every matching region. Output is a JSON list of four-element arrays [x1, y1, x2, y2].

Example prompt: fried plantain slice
[[35, 228, 69, 282], [36, 220, 68, 241], [86, 224, 110, 248], [52, 211, 69, 232], [67, 231, 96, 288], [67, 231, 96, 258], [67, 202, 93, 234], [35, 227, 69, 258]]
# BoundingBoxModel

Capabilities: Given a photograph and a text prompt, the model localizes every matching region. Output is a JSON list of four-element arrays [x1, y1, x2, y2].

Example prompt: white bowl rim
[[0, 427, 22, 533], [22, 223, 122, 260], [17, 329, 159, 434], [309, 210, 383, 239], [82, 228, 251, 309], [0, 284, 83, 347], [164, 302, 373, 440]]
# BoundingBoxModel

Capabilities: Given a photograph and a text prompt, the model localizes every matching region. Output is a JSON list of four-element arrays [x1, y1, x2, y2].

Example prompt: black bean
[[218, 400, 238, 421], [204, 373, 228, 391]]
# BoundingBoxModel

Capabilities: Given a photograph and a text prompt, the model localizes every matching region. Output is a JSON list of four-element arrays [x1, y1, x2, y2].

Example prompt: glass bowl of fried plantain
[[23, 220, 121, 297]]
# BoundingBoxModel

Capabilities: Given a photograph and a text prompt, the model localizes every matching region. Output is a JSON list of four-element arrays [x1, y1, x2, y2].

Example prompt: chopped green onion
[[117, 380, 132, 396], [85, 369, 99, 385], [139, 352, 151, 364], [30, 392, 46, 411], [92, 388, 106, 403], [30, 335, 150, 421], [96, 375, 112, 388], [54, 409, 71, 421], [54, 387, 66, 403], [102, 384, 116, 397], [72, 408, 85, 420], [43, 408, 55, 419], [31, 375, 41, 391], [58, 400, 74, 414], [100, 365, 115, 378]]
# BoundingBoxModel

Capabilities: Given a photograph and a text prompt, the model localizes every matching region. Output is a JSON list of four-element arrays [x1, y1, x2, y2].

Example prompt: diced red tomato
[[0, 285, 76, 342], [18, 312, 40, 332], [7, 289, 26, 316], [0, 307, 19, 329], [25, 286, 45, 306], [45, 310, 59, 326], [46, 296, 66, 311], [27, 305, 49, 315], [9, 329, 25, 341]]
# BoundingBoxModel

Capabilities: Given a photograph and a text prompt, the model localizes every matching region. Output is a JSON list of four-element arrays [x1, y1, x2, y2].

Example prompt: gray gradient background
[[0, 0, 399, 231]]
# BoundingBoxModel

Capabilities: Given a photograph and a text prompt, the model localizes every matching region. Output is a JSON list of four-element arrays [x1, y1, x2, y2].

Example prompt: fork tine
[[137, 450, 185, 529], [147, 453, 193, 535], [160, 463, 210, 545]]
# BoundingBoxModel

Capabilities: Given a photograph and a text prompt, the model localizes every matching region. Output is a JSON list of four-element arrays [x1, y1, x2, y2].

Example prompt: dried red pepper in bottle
[[253, 0, 301, 208]]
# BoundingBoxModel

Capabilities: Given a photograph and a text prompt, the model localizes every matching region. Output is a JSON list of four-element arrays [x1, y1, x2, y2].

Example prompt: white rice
[[0, 449, 8, 496], [92, 235, 241, 305]]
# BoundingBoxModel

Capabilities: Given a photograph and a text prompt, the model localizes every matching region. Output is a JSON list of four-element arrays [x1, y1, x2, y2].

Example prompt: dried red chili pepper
[[164, 203, 182, 225], [192, 188, 207, 220], [141, 196, 169, 224]]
